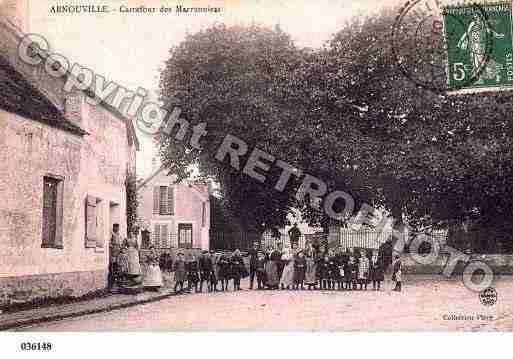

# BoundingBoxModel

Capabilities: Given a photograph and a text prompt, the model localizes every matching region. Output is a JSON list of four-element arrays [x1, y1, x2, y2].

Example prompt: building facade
[[0, 8, 138, 307], [137, 166, 211, 251]]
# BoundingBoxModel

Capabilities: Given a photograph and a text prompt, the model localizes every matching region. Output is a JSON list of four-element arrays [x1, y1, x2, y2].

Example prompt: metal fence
[[209, 228, 448, 252], [261, 230, 389, 251]]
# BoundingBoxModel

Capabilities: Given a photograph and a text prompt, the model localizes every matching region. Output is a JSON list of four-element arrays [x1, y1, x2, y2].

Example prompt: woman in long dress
[[265, 247, 280, 289], [117, 246, 130, 284], [126, 235, 142, 279], [143, 246, 163, 290], [279, 249, 295, 290], [392, 255, 402, 292], [304, 252, 317, 290]]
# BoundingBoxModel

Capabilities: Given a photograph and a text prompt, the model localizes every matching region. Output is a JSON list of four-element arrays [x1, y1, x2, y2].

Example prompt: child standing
[[392, 255, 402, 292], [370, 251, 384, 291], [209, 251, 218, 292], [328, 251, 338, 290], [358, 251, 370, 290], [293, 250, 306, 290], [335, 251, 344, 290], [218, 254, 231, 291], [344, 255, 354, 290], [173, 252, 187, 294], [160, 251, 173, 285], [198, 250, 212, 293], [231, 249, 245, 291], [319, 255, 330, 290], [187, 254, 200, 293], [256, 252, 267, 289], [304, 254, 317, 290]]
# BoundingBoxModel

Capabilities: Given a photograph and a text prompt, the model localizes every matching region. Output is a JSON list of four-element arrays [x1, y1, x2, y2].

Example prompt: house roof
[[136, 165, 167, 191], [0, 19, 87, 135], [0, 18, 139, 149], [0, 55, 87, 135], [136, 165, 209, 201]]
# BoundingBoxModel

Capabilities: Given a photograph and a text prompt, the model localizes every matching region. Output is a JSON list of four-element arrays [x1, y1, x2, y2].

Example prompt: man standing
[[198, 250, 213, 292], [275, 241, 285, 284], [288, 223, 302, 249], [392, 255, 402, 292], [108, 223, 122, 290], [248, 242, 259, 290]]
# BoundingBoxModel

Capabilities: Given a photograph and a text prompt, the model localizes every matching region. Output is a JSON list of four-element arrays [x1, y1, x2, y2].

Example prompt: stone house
[[0, 7, 138, 307], [137, 164, 210, 252]]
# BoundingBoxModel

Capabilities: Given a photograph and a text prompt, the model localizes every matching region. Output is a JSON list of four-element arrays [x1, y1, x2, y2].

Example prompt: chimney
[[0, 0, 29, 32]]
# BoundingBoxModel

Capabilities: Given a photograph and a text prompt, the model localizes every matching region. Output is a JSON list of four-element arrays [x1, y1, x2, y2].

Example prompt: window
[[153, 223, 169, 248], [178, 223, 193, 249], [153, 186, 174, 215], [42, 176, 64, 248]]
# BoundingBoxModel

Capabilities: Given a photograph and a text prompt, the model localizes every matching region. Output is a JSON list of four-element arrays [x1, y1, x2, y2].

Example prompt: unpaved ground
[[16, 276, 513, 331]]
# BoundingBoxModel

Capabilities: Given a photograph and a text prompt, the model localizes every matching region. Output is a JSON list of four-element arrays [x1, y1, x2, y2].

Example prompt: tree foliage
[[280, 8, 513, 241], [158, 11, 513, 243], [158, 24, 304, 232]]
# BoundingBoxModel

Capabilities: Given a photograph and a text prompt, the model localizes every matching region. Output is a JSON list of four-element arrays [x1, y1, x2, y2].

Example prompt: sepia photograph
[[1, 0, 513, 356]]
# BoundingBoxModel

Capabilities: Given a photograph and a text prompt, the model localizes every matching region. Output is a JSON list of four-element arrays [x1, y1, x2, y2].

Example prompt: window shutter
[[161, 224, 168, 248], [95, 202, 104, 248], [153, 187, 160, 214], [85, 195, 97, 248], [153, 224, 161, 247], [54, 180, 64, 248], [167, 186, 174, 215], [159, 186, 168, 215]]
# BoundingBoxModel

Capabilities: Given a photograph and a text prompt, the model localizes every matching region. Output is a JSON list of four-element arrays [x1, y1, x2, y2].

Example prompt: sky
[[22, 0, 400, 178]]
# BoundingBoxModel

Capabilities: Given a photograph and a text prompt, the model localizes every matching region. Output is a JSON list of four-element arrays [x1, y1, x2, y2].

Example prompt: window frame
[[41, 174, 64, 249], [152, 221, 171, 248], [155, 185, 175, 216], [178, 222, 193, 249]]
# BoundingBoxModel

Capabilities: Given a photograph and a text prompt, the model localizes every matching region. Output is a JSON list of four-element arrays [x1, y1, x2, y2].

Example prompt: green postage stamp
[[442, 1, 513, 91]]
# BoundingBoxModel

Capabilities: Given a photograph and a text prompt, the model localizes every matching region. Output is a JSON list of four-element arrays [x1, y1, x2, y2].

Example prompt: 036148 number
[[20, 342, 53, 351]]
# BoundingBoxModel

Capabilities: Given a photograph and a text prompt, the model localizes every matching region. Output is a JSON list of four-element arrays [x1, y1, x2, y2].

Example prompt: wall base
[[0, 270, 107, 308]]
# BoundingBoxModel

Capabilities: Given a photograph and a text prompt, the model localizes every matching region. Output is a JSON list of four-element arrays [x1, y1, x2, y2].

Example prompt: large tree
[[286, 8, 513, 248], [158, 24, 305, 232], [158, 13, 513, 250]]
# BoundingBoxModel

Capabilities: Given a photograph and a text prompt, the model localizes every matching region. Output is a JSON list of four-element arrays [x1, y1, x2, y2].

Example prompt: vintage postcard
[[1, 0, 513, 344]]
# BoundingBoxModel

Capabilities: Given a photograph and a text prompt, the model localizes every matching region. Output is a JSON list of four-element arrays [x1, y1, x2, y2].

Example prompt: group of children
[[169, 249, 248, 294], [160, 246, 402, 295], [251, 247, 389, 292]]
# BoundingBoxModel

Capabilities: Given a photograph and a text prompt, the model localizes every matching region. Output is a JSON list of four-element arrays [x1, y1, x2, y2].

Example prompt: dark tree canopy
[[158, 24, 305, 232], [158, 12, 513, 244]]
